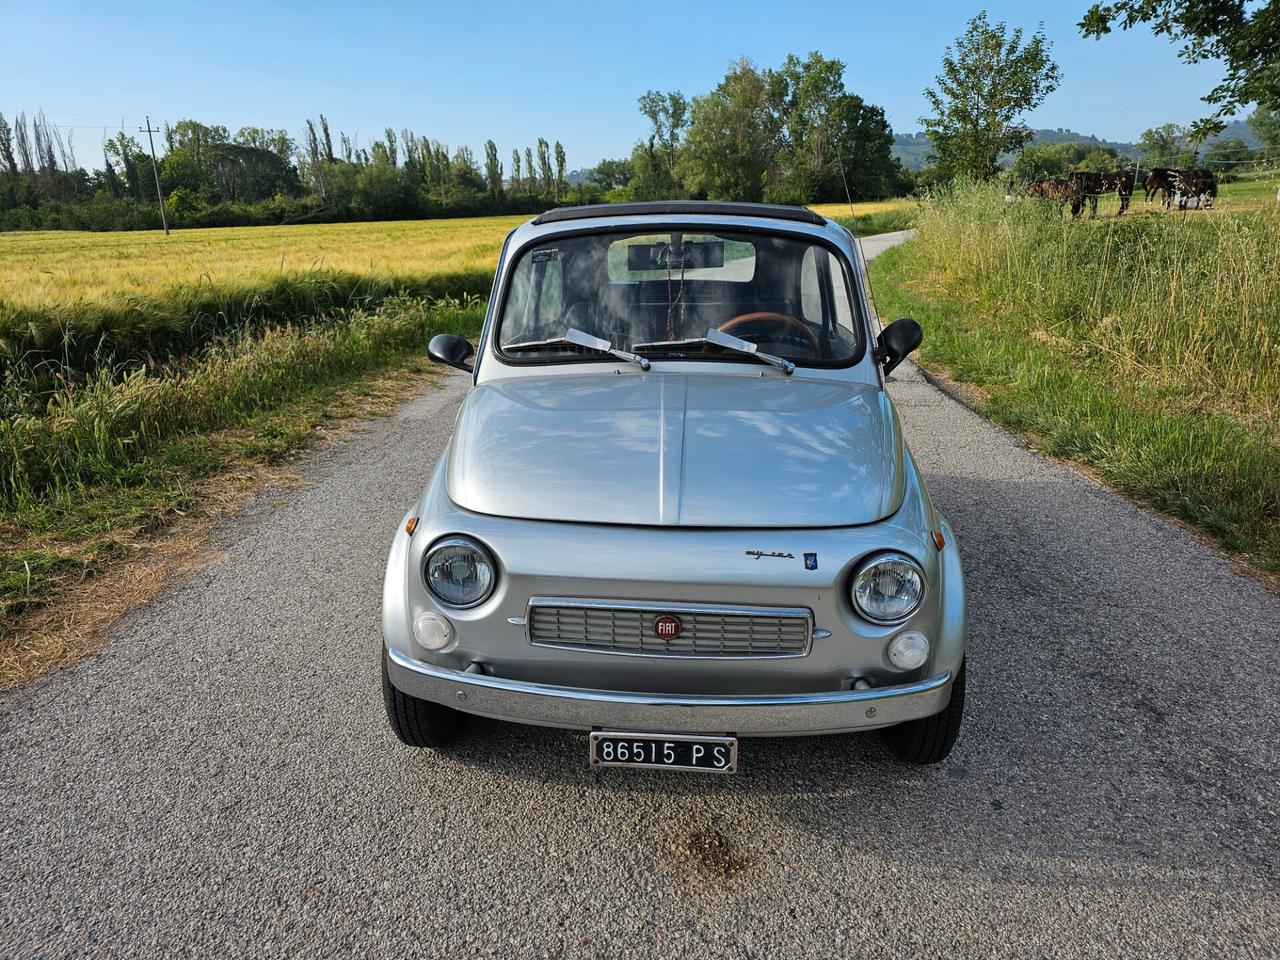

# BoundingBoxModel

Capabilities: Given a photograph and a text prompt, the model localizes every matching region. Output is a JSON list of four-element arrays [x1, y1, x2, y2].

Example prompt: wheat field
[[0, 215, 527, 311], [0, 201, 920, 314], [807, 198, 915, 220]]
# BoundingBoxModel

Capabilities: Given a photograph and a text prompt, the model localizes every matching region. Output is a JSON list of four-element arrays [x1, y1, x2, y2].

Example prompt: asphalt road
[[3, 232, 1278, 958]]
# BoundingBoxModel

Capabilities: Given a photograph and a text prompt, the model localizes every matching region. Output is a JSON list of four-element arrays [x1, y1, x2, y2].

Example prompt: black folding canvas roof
[[532, 200, 827, 226]]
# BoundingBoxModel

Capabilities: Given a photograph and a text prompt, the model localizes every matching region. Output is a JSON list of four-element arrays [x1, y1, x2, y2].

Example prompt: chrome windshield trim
[[524, 596, 813, 660]]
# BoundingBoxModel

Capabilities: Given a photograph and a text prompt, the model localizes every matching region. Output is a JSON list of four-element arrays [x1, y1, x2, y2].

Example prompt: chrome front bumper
[[386, 647, 954, 737]]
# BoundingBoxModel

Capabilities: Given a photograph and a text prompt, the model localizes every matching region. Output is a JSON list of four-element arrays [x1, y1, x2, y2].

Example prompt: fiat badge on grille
[[653, 615, 682, 640]]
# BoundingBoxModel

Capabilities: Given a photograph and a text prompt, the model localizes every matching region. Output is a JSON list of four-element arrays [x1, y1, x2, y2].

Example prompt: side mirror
[[875, 317, 922, 375], [428, 333, 475, 373]]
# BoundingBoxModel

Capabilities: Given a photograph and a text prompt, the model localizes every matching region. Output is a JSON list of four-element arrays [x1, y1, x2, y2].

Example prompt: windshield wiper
[[635, 327, 795, 376], [505, 328, 651, 370]]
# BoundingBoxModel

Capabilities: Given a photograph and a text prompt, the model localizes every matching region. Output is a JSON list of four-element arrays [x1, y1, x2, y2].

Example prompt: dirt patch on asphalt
[[668, 822, 753, 886]]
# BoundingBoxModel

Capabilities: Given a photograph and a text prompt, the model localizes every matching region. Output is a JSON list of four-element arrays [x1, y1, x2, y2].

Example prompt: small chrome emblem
[[654, 615, 682, 640]]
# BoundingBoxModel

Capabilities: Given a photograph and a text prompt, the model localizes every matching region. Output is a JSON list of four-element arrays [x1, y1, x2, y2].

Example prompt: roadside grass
[[1, 296, 486, 680], [869, 182, 1279, 574]]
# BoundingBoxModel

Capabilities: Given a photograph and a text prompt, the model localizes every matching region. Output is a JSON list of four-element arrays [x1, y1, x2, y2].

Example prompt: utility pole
[[139, 115, 169, 235]]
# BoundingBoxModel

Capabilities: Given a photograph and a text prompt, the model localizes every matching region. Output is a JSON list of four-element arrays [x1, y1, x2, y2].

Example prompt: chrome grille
[[526, 598, 812, 659]]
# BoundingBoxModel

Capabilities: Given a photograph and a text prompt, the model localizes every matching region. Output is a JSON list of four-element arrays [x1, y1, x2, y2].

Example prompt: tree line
[[585, 52, 907, 205], [0, 51, 908, 232], [0, 111, 579, 231]]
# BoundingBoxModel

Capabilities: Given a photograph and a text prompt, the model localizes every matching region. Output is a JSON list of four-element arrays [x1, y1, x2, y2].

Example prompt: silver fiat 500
[[382, 201, 966, 772]]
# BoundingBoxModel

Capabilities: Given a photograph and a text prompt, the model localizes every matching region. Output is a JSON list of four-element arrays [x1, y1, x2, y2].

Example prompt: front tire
[[879, 659, 966, 764], [382, 649, 465, 748]]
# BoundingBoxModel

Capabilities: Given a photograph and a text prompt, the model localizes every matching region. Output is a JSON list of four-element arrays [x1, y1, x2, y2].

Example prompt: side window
[[502, 259, 536, 340], [827, 251, 855, 334], [536, 259, 564, 324], [799, 246, 822, 323]]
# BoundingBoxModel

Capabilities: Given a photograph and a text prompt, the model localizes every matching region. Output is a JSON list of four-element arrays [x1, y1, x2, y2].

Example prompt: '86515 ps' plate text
[[589, 732, 737, 773]]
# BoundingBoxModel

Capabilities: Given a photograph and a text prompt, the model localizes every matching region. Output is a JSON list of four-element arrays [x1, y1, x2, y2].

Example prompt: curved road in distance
[[2, 231, 1277, 959]]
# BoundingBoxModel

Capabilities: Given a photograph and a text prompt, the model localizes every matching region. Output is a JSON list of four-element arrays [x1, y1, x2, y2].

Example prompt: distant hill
[[892, 119, 1261, 170], [1204, 118, 1261, 149], [890, 132, 934, 170], [891, 128, 1137, 170], [1024, 128, 1138, 156]]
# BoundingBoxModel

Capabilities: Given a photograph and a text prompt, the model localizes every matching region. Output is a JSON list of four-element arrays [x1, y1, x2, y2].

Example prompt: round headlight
[[852, 552, 926, 624], [423, 536, 496, 608]]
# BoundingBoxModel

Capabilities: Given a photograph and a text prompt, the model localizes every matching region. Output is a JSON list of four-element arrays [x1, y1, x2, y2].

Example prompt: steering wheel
[[717, 311, 821, 356]]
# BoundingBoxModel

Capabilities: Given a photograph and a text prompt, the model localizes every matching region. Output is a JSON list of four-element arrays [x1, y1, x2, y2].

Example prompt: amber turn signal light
[[405, 517, 419, 536], [931, 530, 946, 551]]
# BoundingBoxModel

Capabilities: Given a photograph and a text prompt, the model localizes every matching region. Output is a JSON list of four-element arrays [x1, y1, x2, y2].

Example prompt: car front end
[[383, 443, 964, 738]]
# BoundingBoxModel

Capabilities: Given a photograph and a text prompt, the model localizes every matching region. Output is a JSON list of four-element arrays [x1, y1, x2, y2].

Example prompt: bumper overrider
[[386, 646, 954, 736]]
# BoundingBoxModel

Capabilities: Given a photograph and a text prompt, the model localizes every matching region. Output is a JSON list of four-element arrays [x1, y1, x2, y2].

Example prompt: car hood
[[446, 372, 905, 528]]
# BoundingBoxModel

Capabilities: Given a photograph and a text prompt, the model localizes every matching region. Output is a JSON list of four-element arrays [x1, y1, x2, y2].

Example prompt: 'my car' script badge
[[745, 550, 795, 560]]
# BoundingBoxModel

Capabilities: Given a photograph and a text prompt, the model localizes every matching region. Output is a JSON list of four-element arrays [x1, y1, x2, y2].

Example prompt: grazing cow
[[1068, 171, 1104, 218], [1100, 170, 1135, 214], [1026, 176, 1076, 212], [1144, 168, 1177, 204], [1027, 177, 1055, 199], [1188, 168, 1217, 207], [1169, 169, 1217, 210]]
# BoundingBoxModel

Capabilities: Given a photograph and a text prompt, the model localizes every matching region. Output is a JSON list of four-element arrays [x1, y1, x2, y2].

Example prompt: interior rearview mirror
[[627, 241, 725, 271], [876, 318, 922, 375], [428, 333, 475, 373]]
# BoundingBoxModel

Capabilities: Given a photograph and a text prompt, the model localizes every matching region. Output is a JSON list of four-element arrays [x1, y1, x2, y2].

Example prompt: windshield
[[496, 229, 862, 366]]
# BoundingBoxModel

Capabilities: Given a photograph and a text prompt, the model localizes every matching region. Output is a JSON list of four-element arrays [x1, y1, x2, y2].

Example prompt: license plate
[[589, 732, 738, 774]]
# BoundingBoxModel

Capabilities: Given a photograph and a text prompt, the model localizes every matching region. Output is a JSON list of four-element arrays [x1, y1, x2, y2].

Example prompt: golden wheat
[[0, 215, 527, 311]]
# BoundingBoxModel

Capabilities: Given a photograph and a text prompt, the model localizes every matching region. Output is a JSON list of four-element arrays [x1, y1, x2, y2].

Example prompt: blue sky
[[4, 1, 1227, 170]]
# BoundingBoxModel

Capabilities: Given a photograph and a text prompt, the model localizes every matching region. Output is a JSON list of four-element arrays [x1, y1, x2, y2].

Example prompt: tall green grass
[[871, 182, 1279, 572], [0, 268, 493, 378], [1, 296, 485, 510]]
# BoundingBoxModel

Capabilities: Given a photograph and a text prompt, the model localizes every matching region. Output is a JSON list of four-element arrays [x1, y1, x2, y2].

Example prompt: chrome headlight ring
[[422, 535, 497, 609], [851, 552, 927, 625]]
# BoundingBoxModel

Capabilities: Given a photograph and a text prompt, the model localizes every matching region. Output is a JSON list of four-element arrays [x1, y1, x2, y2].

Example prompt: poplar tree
[[553, 141, 566, 197], [484, 140, 503, 197], [0, 113, 15, 174], [536, 138, 552, 193]]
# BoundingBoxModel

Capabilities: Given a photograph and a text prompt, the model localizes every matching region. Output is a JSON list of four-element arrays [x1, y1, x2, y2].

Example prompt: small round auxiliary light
[[413, 611, 455, 651], [931, 530, 946, 551], [887, 631, 930, 671], [405, 517, 419, 536]]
